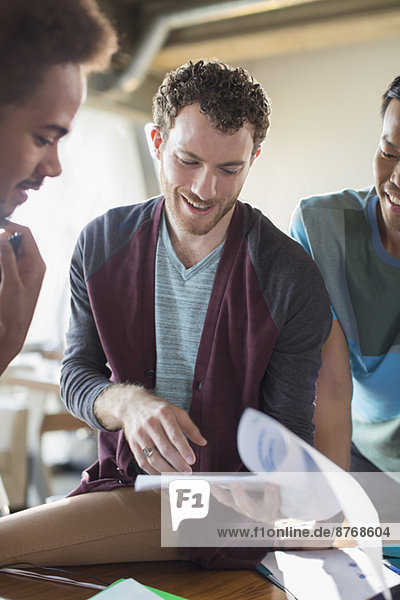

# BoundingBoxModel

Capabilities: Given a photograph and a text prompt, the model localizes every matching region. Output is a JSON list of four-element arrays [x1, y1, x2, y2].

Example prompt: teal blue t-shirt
[[290, 187, 400, 471]]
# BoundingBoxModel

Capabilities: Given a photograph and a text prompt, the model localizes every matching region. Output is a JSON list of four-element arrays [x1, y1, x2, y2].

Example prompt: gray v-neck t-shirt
[[154, 212, 223, 411]]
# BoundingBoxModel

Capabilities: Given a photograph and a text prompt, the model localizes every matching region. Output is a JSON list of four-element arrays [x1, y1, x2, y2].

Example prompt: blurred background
[[1, 0, 399, 510]]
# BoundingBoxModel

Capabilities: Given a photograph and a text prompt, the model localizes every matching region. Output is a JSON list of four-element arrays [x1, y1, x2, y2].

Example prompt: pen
[[8, 232, 22, 256], [383, 559, 400, 576]]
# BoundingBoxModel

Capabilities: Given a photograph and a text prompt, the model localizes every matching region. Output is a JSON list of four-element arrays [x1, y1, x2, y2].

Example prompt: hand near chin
[[0, 222, 45, 374]]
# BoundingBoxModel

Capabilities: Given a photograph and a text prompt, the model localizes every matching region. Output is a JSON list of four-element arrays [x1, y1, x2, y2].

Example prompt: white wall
[[240, 35, 400, 232], [17, 106, 148, 348]]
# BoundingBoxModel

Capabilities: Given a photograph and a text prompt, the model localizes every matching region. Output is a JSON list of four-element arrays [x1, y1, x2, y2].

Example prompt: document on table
[[260, 547, 400, 600], [91, 578, 161, 598], [91, 578, 188, 599]]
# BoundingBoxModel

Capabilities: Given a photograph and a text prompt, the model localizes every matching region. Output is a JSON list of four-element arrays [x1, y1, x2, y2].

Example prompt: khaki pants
[[0, 488, 185, 566]]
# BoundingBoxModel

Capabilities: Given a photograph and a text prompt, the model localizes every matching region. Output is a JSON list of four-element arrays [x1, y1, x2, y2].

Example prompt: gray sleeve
[[60, 235, 113, 431], [255, 235, 332, 446], [261, 264, 332, 445]]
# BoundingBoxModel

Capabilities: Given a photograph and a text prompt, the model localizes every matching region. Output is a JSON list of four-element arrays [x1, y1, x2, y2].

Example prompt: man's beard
[[159, 164, 237, 237]]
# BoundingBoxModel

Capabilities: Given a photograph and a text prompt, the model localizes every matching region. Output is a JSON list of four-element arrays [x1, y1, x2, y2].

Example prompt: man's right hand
[[94, 384, 207, 474], [0, 222, 46, 375]]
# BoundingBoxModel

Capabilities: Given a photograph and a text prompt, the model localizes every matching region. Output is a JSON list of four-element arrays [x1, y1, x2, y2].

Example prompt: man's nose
[[390, 160, 400, 188], [191, 168, 217, 201], [37, 145, 62, 178]]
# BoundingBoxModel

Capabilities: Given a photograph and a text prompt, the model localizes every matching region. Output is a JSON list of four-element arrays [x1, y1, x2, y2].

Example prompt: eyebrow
[[382, 135, 400, 152], [178, 148, 246, 167], [40, 124, 69, 138]]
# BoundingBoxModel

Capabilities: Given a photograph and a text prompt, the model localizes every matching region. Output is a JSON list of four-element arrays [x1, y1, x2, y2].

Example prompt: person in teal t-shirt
[[291, 76, 400, 478]]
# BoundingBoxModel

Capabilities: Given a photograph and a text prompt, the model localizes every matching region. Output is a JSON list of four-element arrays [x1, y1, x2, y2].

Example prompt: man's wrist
[[94, 383, 148, 431], [94, 385, 123, 431]]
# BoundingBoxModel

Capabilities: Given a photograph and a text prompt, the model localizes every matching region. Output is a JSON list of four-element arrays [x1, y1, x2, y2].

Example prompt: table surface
[[0, 560, 286, 599]]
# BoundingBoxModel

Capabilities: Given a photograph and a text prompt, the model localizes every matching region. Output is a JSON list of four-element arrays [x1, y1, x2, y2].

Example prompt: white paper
[[135, 472, 267, 492], [238, 408, 390, 599], [262, 547, 400, 600], [135, 475, 163, 491], [91, 578, 161, 598]]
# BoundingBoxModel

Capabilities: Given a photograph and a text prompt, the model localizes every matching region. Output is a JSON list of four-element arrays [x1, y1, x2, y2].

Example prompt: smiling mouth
[[181, 194, 213, 211], [386, 192, 400, 207]]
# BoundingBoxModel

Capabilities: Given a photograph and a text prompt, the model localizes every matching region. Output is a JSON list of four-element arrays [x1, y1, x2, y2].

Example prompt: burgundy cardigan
[[61, 197, 331, 568]]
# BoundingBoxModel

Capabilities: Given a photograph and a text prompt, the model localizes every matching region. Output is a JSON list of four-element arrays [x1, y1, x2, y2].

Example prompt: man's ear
[[250, 146, 261, 165], [150, 126, 163, 160]]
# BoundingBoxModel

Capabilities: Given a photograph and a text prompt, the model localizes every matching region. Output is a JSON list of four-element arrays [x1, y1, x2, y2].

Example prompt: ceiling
[[89, 0, 400, 119]]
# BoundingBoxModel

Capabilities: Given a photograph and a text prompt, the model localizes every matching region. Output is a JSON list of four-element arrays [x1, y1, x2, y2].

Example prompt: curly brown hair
[[152, 59, 271, 154], [0, 0, 118, 107]]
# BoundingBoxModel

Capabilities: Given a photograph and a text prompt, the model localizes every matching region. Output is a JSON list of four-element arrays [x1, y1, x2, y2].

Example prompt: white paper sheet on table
[[91, 578, 161, 598], [261, 547, 400, 600]]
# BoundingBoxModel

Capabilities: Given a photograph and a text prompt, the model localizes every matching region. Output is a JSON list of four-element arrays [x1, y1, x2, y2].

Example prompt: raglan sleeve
[[260, 242, 332, 446], [60, 229, 113, 431]]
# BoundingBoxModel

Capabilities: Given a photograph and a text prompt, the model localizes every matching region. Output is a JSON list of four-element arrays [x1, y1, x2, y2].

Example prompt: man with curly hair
[[0, 0, 117, 374], [0, 60, 331, 570]]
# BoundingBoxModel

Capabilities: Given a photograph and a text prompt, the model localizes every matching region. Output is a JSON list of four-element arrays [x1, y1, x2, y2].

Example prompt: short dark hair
[[0, 0, 118, 107], [152, 59, 271, 154], [381, 76, 400, 117]]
